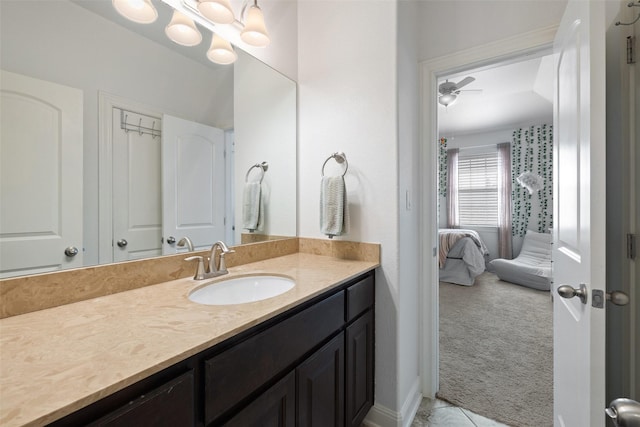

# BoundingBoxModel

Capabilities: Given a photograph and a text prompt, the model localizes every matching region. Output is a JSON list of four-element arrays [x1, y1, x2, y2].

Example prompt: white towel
[[320, 176, 348, 238], [242, 181, 263, 231]]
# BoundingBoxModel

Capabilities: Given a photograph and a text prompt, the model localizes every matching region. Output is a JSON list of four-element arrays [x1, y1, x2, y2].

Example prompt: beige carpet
[[437, 272, 553, 427]]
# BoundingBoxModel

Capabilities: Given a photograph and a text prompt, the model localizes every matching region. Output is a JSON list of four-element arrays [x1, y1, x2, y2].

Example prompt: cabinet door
[[225, 371, 296, 427], [346, 310, 374, 427], [88, 371, 194, 427], [297, 332, 345, 427]]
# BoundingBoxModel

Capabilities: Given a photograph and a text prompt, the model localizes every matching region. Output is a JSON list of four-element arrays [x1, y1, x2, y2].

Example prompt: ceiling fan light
[[198, 0, 235, 25], [439, 93, 457, 107], [240, 4, 270, 47], [207, 34, 238, 64], [112, 0, 158, 24], [165, 10, 202, 47]]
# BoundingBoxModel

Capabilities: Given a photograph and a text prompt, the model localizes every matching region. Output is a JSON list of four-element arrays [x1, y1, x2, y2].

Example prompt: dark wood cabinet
[[204, 292, 344, 425], [88, 371, 195, 427], [48, 271, 375, 427], [297, 332, 345, 427], [346, 310, 374, 427], [224, 372, 296, 427]]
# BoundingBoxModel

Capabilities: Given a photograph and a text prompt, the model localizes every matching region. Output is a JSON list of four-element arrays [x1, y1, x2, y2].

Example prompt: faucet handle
[[184, 256, 206, 280]]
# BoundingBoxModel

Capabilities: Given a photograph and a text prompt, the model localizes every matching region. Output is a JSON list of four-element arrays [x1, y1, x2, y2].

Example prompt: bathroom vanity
[[51, 271, 373, 427], [0, 246, 378, 427]]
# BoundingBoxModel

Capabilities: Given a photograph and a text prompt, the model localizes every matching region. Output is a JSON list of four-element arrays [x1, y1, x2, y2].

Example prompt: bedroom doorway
[[435, 53, 555, 427]]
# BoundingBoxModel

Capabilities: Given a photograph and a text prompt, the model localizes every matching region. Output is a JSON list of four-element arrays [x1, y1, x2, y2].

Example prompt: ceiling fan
[[438, 76, 477, 107]]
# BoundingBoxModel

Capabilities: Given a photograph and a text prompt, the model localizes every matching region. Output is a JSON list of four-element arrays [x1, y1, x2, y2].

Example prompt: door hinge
[[628, 36, 636, 64], [627, 233, 636, 259]]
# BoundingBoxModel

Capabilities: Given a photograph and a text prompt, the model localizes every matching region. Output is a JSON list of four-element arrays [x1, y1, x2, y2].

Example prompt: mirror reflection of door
[[162, 115, 226, 254], [0, 70, 83, 278], [112, 108, 163, 262]]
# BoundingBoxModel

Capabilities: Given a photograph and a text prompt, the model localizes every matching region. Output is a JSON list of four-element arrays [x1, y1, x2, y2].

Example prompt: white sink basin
[[188, 275, 295, 305]]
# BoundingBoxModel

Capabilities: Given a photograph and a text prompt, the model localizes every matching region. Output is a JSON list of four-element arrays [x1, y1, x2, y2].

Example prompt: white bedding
[[439, 236, 487, 286]]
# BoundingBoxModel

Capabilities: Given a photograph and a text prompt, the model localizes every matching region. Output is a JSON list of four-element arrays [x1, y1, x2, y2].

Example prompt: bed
[[439, 229, 488, 286]]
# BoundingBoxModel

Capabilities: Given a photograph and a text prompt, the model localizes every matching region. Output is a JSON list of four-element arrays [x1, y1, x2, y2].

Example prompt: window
[[457, 150, 498, 227]]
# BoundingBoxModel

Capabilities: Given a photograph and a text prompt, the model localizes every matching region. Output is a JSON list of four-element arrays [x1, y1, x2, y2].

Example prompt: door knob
[[166, 236, 176, 244], [64, 246, 79, 257], [557, 284, 588, 304], [606, 398, 640, 427], [117, 239, 128, 248], [607, 291, 630, 306]]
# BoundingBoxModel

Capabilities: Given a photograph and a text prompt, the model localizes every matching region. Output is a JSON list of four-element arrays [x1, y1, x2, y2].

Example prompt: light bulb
[[207, 34, 237, 65], [165, 10, 202, 47], [198, 0, 235, 24], [112, 0, 158, 24], [240, 4, 270, 47]]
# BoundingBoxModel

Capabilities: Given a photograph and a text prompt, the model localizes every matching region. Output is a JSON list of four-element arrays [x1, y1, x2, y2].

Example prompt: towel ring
[[321, 152, 348, 177], [245, 161, 269, 184]]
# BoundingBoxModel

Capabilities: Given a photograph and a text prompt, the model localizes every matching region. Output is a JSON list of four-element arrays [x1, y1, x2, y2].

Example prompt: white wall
[[297, 0, 401, 421], [234, 52, 297, 241], [416, 0, 568, 62], [396, 0, 423, 422]]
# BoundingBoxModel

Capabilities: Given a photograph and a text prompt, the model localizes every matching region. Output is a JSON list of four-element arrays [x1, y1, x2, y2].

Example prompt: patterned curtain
[[511, 124, 553, 237], [497, 143, 513, 259], [446, 148, 459, 228]]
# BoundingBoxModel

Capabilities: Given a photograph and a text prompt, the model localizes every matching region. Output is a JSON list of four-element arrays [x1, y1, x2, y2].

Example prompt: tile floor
[[411, 398, 510, 427]]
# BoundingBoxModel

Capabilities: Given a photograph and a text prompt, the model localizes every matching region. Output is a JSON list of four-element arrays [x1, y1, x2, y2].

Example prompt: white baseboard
[[363, 378, 423, 427]]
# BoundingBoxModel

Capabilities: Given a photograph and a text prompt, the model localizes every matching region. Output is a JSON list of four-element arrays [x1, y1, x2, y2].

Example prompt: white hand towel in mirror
[[243, 181, 262, 231]]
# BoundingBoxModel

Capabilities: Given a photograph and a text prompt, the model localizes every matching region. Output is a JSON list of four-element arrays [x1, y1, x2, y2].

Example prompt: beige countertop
[[0, 253, 378, 427]]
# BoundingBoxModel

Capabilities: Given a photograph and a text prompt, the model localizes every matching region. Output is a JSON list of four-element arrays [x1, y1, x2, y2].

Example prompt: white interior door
[[0, 70, 83, 278], [553, 1, 607, 425], [162, 115, 225, 254], [112, 109, 163, 262]]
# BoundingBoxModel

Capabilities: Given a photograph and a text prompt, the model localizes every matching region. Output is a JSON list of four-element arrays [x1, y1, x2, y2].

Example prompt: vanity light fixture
[[438, 93, 457, 107], [112, 0, 158, 24], [207, 33, 238, 64], [197, 0, 235, 24], [240, 0, 270, 47], [165, 10, 203, 46]]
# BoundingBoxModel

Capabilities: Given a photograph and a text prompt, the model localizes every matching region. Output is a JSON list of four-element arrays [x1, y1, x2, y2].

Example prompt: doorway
[[419, 26, 558, 399], [434, 53, 554, 426]]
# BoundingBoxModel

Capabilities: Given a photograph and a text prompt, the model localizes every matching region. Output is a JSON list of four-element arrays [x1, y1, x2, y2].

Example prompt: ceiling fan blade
[[455, 76, 475, 89]]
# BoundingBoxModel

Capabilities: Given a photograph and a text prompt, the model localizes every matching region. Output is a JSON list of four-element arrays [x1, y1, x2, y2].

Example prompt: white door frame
[[418, 26, 559, 396], [98, 92, 162, 264]]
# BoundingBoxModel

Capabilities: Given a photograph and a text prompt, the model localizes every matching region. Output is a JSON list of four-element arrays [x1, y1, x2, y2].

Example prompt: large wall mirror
[[0, 0, 297, 278]]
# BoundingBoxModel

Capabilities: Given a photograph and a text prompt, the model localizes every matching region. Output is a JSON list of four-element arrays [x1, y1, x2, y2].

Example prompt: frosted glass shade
[[198, 0, 235, 24], [438, 93, 457, 107], [207, 34, 237, 64], [240, 5, 270, 47], [112, 0, 157, 24], [165, 10, 202, 46]]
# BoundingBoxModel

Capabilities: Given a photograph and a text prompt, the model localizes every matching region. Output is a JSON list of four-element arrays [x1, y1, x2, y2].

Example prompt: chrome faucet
[[208, 241, 235, 276], [184, 240, 235, 280], [177, 236, 194, 252]]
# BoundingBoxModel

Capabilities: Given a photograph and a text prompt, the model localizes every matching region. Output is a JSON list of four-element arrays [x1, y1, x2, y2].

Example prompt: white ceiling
[[437, 54, 554, 136]]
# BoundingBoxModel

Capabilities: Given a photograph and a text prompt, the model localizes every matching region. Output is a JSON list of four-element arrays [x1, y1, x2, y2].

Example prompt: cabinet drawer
[[88, 370, 194, 427], [346, 273, 374, 322], [204, 291, 345, 424]]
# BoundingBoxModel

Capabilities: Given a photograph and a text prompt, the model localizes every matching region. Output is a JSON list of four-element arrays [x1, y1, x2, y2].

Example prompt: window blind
[[457, 151, 498, 227]]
